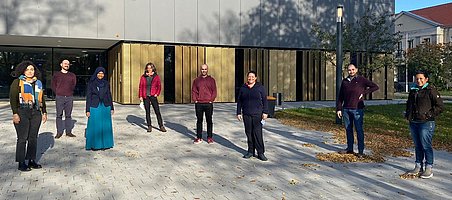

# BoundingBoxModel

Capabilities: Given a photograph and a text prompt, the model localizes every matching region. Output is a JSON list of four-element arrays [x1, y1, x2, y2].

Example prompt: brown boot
[[147, 126, 152, 132], [160, 126, 167, 132]]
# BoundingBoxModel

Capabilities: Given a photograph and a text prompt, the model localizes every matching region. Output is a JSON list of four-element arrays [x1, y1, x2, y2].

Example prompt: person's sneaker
[[147, 126, 152, 132], [160, 126, 167, 132], [207, 137, 214, 144], [257, 154, 268, 161], [54, 133, 63, 139], [406, 164, 422, 175], [66, 133, 76, 137], [193, 138, 203, 144], [357, 153, 365, 158], [338, 149, 354, 154], [420, 167, 433, 179]]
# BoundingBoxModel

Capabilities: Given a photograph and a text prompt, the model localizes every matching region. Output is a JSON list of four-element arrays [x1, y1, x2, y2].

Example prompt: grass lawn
[[276, 103, 452, 162], [440, 90, 452, 96]]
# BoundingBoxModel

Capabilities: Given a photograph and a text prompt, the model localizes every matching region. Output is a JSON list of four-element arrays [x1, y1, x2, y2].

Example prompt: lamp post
[[405, 32, 409, 92], [335, 5, 343, 124]]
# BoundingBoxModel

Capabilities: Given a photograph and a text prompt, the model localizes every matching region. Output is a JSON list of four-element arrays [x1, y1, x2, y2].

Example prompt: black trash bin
[[267, 96, 276, 118], [273, 93, 283, 106]]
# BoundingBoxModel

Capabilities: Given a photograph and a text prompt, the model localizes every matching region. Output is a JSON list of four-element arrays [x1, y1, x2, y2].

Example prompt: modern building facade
[[0, 0, 395, 104]]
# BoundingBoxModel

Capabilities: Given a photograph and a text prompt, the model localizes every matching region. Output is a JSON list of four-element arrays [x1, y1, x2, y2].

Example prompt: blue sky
[[395, 0, 452, 13]]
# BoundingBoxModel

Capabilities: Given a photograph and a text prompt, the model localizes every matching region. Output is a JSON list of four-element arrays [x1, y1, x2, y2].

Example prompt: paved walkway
[[0, 101, 451, 199]]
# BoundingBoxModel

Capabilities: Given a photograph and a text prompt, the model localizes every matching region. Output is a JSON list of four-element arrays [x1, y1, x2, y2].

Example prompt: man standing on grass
[[191, 64, 217, 144], [336, 64, 379, 158], [52, 59, 77, 139]]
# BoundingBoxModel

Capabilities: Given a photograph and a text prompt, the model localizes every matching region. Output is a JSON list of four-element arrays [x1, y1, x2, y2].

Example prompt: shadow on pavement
[[36, 132, 55, 162]]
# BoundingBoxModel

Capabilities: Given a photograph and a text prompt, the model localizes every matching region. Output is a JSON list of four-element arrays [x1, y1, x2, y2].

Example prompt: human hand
[[86, 112, 90, 118], [237, 114, 242, 121], [42, 113, 47, 124], [262, 113, 268, 120], [139, 97, 143, 101], [359, 94, 363, 99], [337, 111, 342, 119], [111, 110, 115, 115], [13, 114, 20, 124]]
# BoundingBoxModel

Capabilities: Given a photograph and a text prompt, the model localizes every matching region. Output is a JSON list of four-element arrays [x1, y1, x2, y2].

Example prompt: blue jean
[[342, 109, 364, 153], [410, 121, 435, 165]]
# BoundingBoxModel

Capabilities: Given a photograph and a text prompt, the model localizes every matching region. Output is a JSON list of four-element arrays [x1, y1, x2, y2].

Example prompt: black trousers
[[243, 114, 265, 155], [144, 96, 163, 127], [195, 103, 213, 138], [14, 108, 42, 162]]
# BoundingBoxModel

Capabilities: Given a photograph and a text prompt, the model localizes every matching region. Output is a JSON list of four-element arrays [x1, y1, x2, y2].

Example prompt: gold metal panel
[[387, 66, 394, 99], [320, 52, 326, 100], [226, 48, 236, 102], [313, 51, 320, 100], [326, 53, 336, 100], [302, 51, 308, 101], [183, 46, 192, 103], [129, 43, 141, 104], [121, 44, 131, 104], [263, 50, 269, 93], [288, 51, 296, 101], [372, 67, 385, 99], [269, 50, 278, 95]]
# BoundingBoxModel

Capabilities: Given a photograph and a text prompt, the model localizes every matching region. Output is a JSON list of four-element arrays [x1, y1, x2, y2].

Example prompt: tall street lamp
[[336, 5, 343, 124]]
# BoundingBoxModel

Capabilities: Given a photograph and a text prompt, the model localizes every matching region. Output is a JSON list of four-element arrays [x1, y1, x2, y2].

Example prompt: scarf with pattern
[[18, 75, 43, 110]]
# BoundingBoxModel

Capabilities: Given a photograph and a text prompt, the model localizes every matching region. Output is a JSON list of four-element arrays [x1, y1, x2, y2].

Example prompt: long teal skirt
[[85, 102, 114, 150]]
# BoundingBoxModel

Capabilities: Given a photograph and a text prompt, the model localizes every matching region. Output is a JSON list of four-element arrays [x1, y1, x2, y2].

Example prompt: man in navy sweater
[[336, 64, 379, 157]]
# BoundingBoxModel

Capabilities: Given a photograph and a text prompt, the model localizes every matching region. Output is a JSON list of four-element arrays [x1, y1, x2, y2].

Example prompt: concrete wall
[[0, 0, 395, 48]]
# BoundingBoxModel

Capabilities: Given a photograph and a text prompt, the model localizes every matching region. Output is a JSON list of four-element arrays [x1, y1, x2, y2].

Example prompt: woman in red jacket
[[138, 62, 166, 132]]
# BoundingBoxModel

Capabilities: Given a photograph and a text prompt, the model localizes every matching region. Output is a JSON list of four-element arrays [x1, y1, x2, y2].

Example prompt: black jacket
[[237, 82, 268, 115], [405, 84, 444, 122], [86, 81, 114, 112]]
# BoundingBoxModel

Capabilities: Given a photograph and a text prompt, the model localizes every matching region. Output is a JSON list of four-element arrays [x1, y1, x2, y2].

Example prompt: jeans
[[342, 109, 364, 154], [14, 108, 42, 162], [144, 96, 163, 127], [55, 95, 74, 134], [195, 103, 213, 139], [410, 121, 435, 166]]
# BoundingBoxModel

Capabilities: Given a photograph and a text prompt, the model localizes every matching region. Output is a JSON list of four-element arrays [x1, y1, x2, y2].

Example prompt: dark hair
[[415, 70, 429, 78], [247, 70, 257, 77], [10, 60, 41, 79], [348, 63, 358, 68], [144, 62, 157, 75]]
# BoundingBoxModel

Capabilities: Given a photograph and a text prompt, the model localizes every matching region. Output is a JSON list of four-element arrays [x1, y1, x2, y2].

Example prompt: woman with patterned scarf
[[9, 60, 47, 172]]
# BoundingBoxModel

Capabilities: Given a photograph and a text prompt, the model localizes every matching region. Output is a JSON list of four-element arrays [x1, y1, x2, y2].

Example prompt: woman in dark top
[[405, 70, 444, 179], [236, 71, 269, 161], [9, 61, 47, 171], [85, 67, 114, 150], [138, 62, 166, 132]]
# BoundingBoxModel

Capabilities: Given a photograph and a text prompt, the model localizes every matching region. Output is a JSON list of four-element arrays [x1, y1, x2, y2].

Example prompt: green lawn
[[440, 90, 452, 96], [276, 103, 452, 151]]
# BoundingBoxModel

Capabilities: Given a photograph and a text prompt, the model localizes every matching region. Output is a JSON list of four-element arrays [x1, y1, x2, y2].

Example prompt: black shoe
[[147, 126, 152, 132], [357, 153, 365, 158], [160, 126, 167, 132], [18, 162, 31, 172], [243, 152, 254, 159], [55, 133, 63, 139], [28, 160, 42, 169], [257, 154, 268, 161], [66, 133, 76, 137], [338, 149, 355, 154]]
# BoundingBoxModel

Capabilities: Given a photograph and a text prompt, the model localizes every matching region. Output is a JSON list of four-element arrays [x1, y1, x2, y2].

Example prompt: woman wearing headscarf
[[9, 60, 47, 171], [138, 62, 166, 132], [85, 67, 114, 150], [405, 70, 444, 179], [236, 71, 269, 161]]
